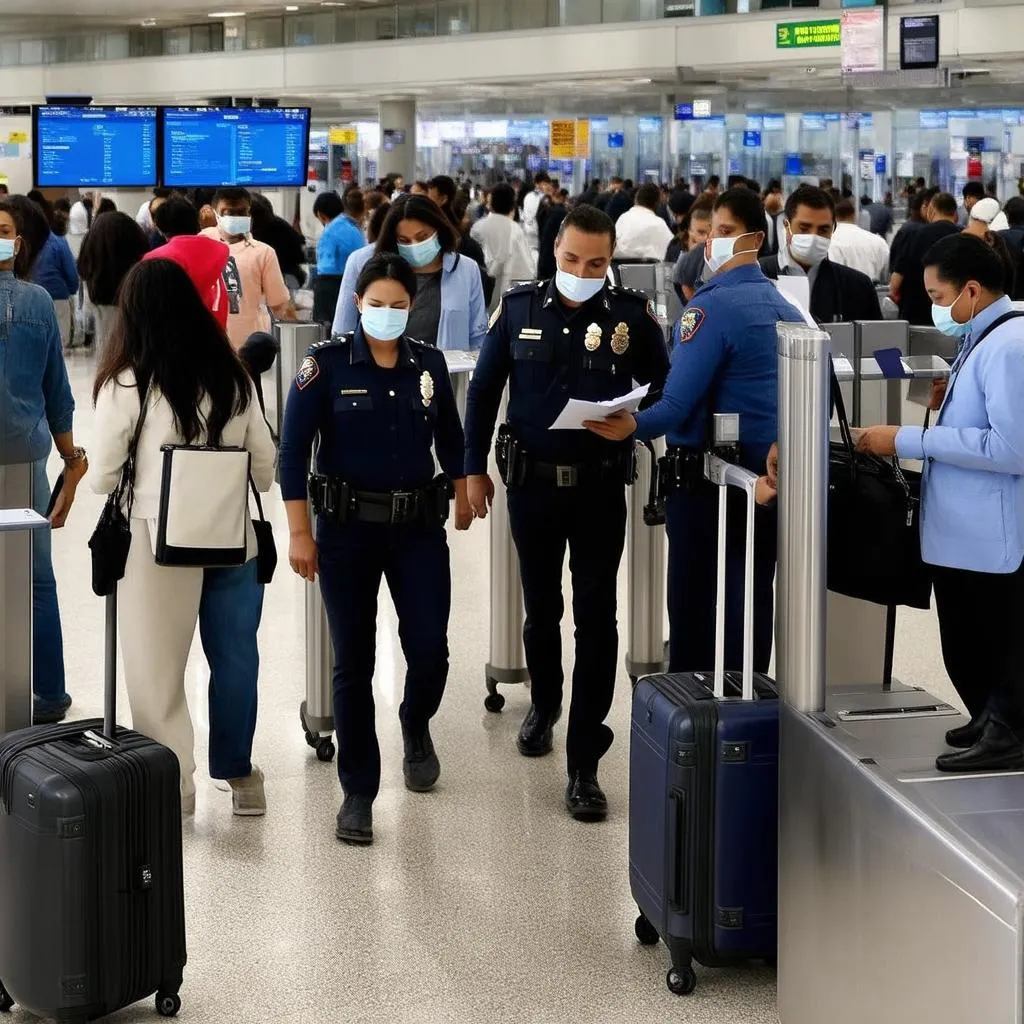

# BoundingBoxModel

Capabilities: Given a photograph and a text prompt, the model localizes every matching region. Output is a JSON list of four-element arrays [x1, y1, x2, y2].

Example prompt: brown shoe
[[228, 766, 266, 816]]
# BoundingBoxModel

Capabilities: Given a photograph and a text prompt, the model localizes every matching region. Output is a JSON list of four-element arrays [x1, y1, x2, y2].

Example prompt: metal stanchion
[[0, 463, 47, 733], [274, 322, 325, 439]]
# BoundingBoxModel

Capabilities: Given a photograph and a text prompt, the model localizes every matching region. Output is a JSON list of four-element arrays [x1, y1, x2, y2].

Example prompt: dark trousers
[[932, 560, 1024, 727], [312, 274, 343, 328], [665, 484, 777, 674], [506, 479, 627, 774], [317, 519, 452, 799]]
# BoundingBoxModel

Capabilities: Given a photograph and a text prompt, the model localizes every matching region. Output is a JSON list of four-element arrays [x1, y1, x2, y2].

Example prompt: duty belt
[[529, 456, 630, 488], [309, 474, 451, 526]]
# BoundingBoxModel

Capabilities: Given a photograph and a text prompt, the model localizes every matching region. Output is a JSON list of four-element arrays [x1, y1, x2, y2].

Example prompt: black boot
[[335, 794, 373, 844], [564, 771, 608, 822], [936, 719, 1024, 773], [402, 723, 441, 792], [517, 705, 562, 758], [945, 708, 990, 749]]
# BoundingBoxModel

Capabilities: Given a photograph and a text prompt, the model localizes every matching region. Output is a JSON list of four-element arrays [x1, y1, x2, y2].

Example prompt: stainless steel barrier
[[274, 321, 325, 439], [0, 464, 48, 733], [443, 350, 477, 424]]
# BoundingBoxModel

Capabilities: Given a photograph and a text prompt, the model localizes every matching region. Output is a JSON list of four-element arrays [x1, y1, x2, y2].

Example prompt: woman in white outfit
[[470, 182, 537, 310], [90, 258, 277, 817]]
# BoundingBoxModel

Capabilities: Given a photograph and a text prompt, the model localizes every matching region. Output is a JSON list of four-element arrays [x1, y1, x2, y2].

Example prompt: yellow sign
[[7, 131, 27, 144], [574, 119, 590, 159], [549, 119, 577, 160], [328, 126, 358, 146]]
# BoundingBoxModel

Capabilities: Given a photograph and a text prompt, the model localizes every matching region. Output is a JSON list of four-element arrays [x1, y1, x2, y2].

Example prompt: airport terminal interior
[[3, 0, 1024, 1022]]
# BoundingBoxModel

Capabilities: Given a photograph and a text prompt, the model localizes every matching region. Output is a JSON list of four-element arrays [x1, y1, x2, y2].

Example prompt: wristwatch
[[61, 446, 88, 466]]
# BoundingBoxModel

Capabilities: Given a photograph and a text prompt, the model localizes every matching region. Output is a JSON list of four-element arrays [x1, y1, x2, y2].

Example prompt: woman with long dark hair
[[90, 258, 276, 817], [77, 211, 149, 357], [331, 193, 487, 351], [27, 191, 80, 349]]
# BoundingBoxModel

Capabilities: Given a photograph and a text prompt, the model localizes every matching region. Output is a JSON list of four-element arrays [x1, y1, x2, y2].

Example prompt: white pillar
[[378, 99, 417, 185]]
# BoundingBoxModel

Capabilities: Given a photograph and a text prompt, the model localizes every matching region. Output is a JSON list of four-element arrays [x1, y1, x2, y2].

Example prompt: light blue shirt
[[896, 295, 1024, 573], [316, 214, 364, 277], [331, 244, 487, 352]]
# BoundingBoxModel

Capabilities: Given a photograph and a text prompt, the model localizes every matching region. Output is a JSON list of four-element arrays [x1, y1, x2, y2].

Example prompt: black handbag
[[249, 479, 277, 585], [827, 366, 932, 609]]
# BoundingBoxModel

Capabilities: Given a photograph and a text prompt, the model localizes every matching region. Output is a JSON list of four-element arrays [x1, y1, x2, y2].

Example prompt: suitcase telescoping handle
[[103, 590, 117, 741], [703, 452, 760, 702]]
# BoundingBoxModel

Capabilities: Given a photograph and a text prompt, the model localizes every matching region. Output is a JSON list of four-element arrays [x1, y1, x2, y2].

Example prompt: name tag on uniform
[[340, 389, 368, 396], [518, 328, 543, 340]]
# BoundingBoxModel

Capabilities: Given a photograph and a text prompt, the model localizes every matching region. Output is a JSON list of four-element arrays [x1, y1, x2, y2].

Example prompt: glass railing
[[0, 0, 823, 68]]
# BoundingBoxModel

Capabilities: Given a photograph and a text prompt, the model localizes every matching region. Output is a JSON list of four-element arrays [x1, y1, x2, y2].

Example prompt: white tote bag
[[153, 445, 251, 568]]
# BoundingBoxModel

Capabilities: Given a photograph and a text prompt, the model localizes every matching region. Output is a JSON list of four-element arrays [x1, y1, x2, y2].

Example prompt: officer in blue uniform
[[588, 187, 798, 674], [464, 204, 669, 822], [278, 253, 472, 846]]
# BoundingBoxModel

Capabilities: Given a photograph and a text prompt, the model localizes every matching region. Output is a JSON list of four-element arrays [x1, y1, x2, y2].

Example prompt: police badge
[[584, 323, 602, 351], [611, 322, 630, 355], [420, 370, 434, 408]]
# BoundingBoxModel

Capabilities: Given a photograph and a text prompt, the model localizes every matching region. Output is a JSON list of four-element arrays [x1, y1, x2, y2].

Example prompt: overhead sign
[[743, 130, 762, 148], [842, 7, 885, 74], [674, 103, 693, 121], [692, 99, 712, 118], [607, 132, 624, 149], [776, 19, 841, 48], [549, 119, 576, 159], [900, 15, 939, 70], [328, 126, 357, 145], [574, 119, 590, 159]]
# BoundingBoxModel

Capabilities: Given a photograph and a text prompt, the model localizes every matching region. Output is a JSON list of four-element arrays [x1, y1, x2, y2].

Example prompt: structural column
[[378, 100, 416, 185]]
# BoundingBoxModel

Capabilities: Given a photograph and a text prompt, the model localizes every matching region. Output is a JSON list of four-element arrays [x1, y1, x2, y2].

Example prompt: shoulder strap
[[118, 377, 152, 516], [974, 310, 1024, 346]]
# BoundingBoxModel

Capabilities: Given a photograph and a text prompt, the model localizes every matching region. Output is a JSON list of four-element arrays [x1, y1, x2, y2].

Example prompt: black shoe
[[33, 694, 72, 725], [402, 724, 441, 792], [945, 709, 990, 749], [517, 705, 562, 758], [335, 794, 373, 844], [936, 719, 1024, 773], [564, 771, 608, 822]]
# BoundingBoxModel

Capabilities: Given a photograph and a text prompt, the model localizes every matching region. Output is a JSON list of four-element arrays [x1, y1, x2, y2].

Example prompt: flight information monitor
[[34, 105, 158, 188], [900, 15, 940, 70], [162, 107, 311, 188]]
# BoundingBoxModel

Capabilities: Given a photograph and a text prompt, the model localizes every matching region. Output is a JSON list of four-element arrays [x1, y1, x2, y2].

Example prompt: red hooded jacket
[[143, 234, 231, 331]]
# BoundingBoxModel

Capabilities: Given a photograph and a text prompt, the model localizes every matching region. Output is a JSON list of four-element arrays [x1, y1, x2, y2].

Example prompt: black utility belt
[[309, 474, 453, 526], [657, 446, 706, 496], [495, 425, 635, 489]]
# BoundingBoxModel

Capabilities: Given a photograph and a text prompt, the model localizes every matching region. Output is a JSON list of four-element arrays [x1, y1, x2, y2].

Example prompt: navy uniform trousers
[[317, 517, 451, 799], [506, 477, 627, 774], [666, 483, 777, 674]]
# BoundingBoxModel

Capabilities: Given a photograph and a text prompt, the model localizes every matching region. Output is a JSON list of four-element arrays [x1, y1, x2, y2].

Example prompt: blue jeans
[[199, 559, 265, 780], [31, 458, 66, 702]]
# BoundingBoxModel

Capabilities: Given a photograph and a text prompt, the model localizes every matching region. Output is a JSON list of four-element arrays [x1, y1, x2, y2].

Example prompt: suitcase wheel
[[484, 678, 505, 713], [634, 913, 660, 947], [666, 966, 697, 997], [0, 979, 12, 1012], [156, 991, 181, 1018], [315, 737, 336, 763]]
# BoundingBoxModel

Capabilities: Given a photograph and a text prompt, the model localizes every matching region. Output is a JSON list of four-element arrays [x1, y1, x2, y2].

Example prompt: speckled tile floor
[[11, 351, 959, 1024]]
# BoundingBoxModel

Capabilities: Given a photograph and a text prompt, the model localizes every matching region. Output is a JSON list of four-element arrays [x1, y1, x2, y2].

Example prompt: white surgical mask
[[0, 238, 16, 263], [360, 305, 409, 341], [555, 266, 606, 303], [788, 232, 831, 267], [704, 232, 757, 275], [218, 215, 251, 238]]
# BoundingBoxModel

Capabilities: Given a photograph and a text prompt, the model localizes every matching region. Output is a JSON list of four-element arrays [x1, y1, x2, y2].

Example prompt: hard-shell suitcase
[[0, 591, 187, 1022], [629, 454, 779, 996]]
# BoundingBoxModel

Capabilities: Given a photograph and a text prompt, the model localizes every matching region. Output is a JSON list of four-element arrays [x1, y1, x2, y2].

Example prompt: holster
[[495, 424, 527, 488], [656, 446, 706, 498]]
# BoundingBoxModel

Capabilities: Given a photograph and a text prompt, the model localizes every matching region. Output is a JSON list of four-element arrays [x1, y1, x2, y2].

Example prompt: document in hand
[[549, 383, 651, 431]]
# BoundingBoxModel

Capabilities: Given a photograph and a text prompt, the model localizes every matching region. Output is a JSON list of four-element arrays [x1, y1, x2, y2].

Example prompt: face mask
[[788, 233, 831, 267], [704, 232, 756, 275], [360, 305, 409, 341], [218, 215, 251, 237], [931, 287, 974, 338], [555, 266, 606, 303], [397, 233, 441, 268], [0, 238, 16, 263]]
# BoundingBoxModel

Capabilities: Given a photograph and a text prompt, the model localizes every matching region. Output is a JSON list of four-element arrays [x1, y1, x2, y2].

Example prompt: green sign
[[776, 19, 842, 48]]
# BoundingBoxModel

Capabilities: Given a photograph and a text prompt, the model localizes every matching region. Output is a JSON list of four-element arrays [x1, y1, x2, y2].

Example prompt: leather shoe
[[335, 794, 373, 844], [517, 705, 562, 758], [564, 771, 608, 822], [936, 719, 1024, 773], [33, 693, 72, 725], [945, 709, 990, 749], [402, 724, 441, 792]]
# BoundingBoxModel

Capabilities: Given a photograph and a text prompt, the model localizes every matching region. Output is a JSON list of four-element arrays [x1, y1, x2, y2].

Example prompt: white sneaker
[[181, 792, 196, 817], [228, 766, 266, 816]]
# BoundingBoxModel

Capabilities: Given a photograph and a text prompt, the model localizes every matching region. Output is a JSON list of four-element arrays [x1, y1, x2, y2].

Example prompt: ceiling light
[[285, 3, 298, 8], [208, 11, 246, 17], [320, 1, 346, 5], [140, 17, 157, 25]]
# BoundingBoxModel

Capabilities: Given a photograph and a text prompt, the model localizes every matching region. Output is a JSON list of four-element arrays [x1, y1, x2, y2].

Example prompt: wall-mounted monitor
[[161, 106, 311, 188], [900, 15, 940, 70], [33, 105, 158, 188]]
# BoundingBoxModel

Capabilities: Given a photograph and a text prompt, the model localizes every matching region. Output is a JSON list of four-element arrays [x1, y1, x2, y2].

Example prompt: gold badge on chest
[[419, 370, 434, 408], [584, 322, 602, 352], [611, 322, 630, 356]]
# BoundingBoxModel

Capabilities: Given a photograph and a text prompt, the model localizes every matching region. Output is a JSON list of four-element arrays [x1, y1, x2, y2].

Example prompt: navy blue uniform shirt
[[634, 262, 799, 469], [278, 327, 465, 499], [464, 278, 669, 474]]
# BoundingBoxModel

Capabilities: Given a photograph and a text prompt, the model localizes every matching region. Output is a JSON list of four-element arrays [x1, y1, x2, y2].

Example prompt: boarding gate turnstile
[[0, 464, 48, 734]]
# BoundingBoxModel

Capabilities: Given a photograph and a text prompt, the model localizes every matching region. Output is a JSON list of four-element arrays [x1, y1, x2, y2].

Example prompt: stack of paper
[[549, 383, 650, 431]]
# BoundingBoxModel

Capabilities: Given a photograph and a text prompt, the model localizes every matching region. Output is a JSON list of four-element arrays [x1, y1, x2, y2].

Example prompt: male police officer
[[464, 205, 669, 821], [588, 187, 797, 675]]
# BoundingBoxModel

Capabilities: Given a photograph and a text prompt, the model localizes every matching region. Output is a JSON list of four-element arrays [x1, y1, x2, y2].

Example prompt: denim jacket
[[0, 272, 74, 465]]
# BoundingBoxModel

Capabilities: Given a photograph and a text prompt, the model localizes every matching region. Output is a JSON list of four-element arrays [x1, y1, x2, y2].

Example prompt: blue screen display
[[162, 107, 310, 188], [35, 106, 158, 188]]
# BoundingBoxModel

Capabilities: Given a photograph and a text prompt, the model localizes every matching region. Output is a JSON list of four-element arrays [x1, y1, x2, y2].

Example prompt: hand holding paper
[[550, 383, 650, 431]]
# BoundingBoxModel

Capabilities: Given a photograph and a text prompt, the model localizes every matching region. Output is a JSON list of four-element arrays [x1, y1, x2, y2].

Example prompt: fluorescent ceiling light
[[285, 3, 298, 8], [208, 11, 246, 17]]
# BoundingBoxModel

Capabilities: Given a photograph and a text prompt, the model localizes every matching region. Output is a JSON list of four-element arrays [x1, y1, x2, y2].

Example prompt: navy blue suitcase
[[628, 455, 779, 995]]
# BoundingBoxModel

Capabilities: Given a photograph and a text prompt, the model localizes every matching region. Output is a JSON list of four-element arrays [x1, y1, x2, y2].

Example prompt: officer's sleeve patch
[[295, 356, 320, 390], [488, 298, 503, 332], [645, 297, 660, 324], [678, 307, 705, 343]]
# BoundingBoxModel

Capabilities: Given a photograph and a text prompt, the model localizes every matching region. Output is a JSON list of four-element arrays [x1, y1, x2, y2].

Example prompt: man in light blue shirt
[[856, 234, 1024, 773], [312, 189, 365, 325]]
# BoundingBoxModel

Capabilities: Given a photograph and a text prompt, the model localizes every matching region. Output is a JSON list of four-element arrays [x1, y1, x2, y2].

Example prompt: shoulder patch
[[678, 307, 705, 343], [295, 356, 320, 390]]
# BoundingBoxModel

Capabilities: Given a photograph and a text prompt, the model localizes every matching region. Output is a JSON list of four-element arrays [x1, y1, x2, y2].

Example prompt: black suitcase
[[0, 591, 186, 1023]]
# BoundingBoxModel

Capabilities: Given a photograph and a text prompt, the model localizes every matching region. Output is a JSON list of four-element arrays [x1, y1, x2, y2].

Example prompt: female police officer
[[279, 253, 472, 845]]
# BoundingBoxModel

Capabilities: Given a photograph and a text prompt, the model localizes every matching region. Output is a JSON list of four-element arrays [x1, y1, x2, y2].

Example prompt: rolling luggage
[[629, 454, 779, 996], [0, 590, 186, 1022], [300, 583, 337, 763]]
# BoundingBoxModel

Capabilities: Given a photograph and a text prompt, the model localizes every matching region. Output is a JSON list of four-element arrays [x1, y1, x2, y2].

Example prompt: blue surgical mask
[[397, 233, 441, 268], [555, 266, 606, 303], [360, 304, 409, 341], [218, 215, 251, 238], [931, 287, 973, 338], [0, 238, 16, 263]]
